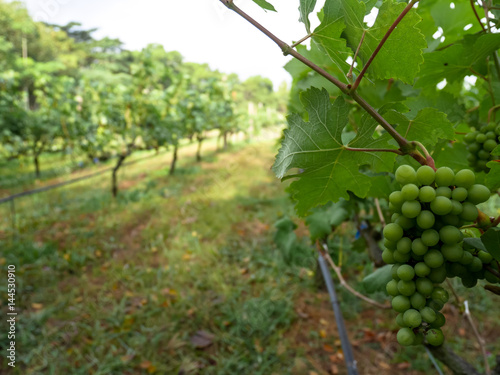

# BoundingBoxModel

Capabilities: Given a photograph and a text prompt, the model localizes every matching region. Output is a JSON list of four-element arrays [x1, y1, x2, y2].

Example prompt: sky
[[22, 0, 325, 89]]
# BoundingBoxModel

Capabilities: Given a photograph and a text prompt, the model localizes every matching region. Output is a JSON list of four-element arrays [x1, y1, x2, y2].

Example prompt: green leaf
[[486, 160, 500, 191], [481, 228, 500, 262], [252, 0, 276, 11], [272, 87, 397, 216], [417, 33, 500, 89], [273, 217, 298, 254], [463, 238, 487, 252], [299, 0, 318, 33], [362, 265, 392, 293], [306, 201, 350, 240], [432, 141, 469, 171], [384, 108, 455, 148], [312, 0, 351, 79]]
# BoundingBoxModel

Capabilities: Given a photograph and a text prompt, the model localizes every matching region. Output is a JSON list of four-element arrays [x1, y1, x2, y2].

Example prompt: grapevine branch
[[318, 241, 390, 310], [219, 0, 433, 167], [350, 0, 420, 91]]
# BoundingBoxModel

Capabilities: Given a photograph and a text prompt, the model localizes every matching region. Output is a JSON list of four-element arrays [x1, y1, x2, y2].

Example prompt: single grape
[[454, 169, 475, 188], [441, 244, 464, 262], [417, 210, 435, 229], [397, 264, 415, 281], [384, 223, 404, 242], [416, 165, 435, 185], [393, 250, 411, 263], [427, 264, 447, 283], [403, 309, 422, 328], [395, 215, 415, 230], [420, 306, 436, 323], [416, 277, 434, 296], [397, 237, 412, 254], [435, 167, 455, 187], [450, 200, 463, 215], [460, 202, 479, 222], [419, 186, 436, 203], [397, 327, 416, 346], [421, 229, 440, 247], [389, 191, 404, 207], [451, 187, 467, 202], [478, 250, 493, 264], [386, 279, 399, 296], [382, 249, 395, 264], [467, 184, 491, 204], [430, 196, 453, 216], [414, 262, 431, 277], [392, 295, 411, 313], [426, 328, 444, 346], [424, 249, 444, 268], [402, 200, 422, 218], [436, 186, 452, 198], [396, 313, 406, 327], [460, 251, 473, 265], [468, 257, 483, 272], [398, 280, 416, 296], [396, 165, 417, 186], [411, 238, 428, 256], [431, 287, 449, 304], [401, 184, 420, 200], [410, 292, 426, 310], [483, 139, 497, 151], [439, 226, 463, 244]]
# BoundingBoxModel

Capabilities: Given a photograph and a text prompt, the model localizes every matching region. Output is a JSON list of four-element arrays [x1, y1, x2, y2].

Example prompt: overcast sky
[[23, 0, 325, 89]]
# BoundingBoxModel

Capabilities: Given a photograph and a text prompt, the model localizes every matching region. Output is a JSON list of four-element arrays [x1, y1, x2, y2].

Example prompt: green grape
[[395, 215, 415, 230], [451, 187, 467, 202], [392, 295, 411, 313], [397, 237, 412, 254], [384, 238, 397, 250], [485, 271, 500, 283], [431, 287, 449, 304], [435, 167, 455, 187], [402, 184, 420, 200], [416, 277, 434, 296], [397, 327, 416, 346], [427, 264, 447, 283], [461, 273, 478, 288], [416, 210, 435, 229], [478, 150, 490, 160], [450, 200, 463, 215], [416, 165, 435, 185], [454, 169, 475, 188], [403, 309, 422, 328], [439, 225, 463, 244], [420, 306, 436, 323], [484, 139, 498, 152], [419, 186, 436, 203], [460, 251, 473, 265], [396, 165, 417, 186], [430, 196, 453, 216], [476, 133, 487, 143], [384, 223, 404, 242], [464, 132, 477, 143], [486, 131, 496, 139], [386, 279, 400, 296], [414, 262, 431, 277], [402, 200, 422, 218], [410, 292, 426, 310], [427, 299, 444, 311], [436, 186, 452, 198], [382, 249, 395, 264], [430, 312, 445, 328], [478, 250, 493, 264], [441, 244, 464, 262], [424, 249, 444, 268], [426, 328, 444, 346], [411, 239, 428, 256], [467, 184, 491, 204], [393, 250, 411, 263], [398, 280, 416, 296], [421, 229, 440, 247], [468, 256, 483, 272], [460, 202, 479, 222], [397, 264, 415, 281], [396, 313, 406, 327], [389, 191, 404, 207]]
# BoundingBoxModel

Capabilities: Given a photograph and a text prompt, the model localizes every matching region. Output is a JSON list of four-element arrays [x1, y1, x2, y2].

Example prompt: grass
[[0, 135, 499, 374]]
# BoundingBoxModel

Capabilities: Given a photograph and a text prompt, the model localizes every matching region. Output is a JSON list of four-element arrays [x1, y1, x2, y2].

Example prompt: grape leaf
[[252, 0, 276, 11], [362, 265, 392, 293], [404, 92, 465, 124], [384, 108, 455, 148], [432, 141, 469, 171], [481, 228, 500, 262], [299, 0, 318, 33], [272, 87, 397, 216], [417, 33, 500, 89], [463, 238, 487, 252], [486, 160, 500, 191], [311, 0, 351, 79], [305, 200, 350, 240], [273, 217, 298, 254]]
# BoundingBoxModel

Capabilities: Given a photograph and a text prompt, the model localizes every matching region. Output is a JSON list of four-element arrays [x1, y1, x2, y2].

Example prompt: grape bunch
[[381, 165, 491, 347], [464, 122, 500, 172]]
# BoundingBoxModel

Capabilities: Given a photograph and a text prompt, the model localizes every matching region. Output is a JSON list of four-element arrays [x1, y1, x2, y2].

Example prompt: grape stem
[[488, 104, 500, 123], [347, 30, 366, 80], [317, 241, 390, 309], [291, 34, 313, 48], [374, 198, 386, 227], [486, 266, 500, 279], [470, 0, 487, 31], [412, 141, 436, 170], [219, 0, 435, 168]]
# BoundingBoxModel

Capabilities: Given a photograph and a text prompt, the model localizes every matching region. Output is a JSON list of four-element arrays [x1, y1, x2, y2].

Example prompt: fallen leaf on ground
[[190, 330, 215, 349]]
